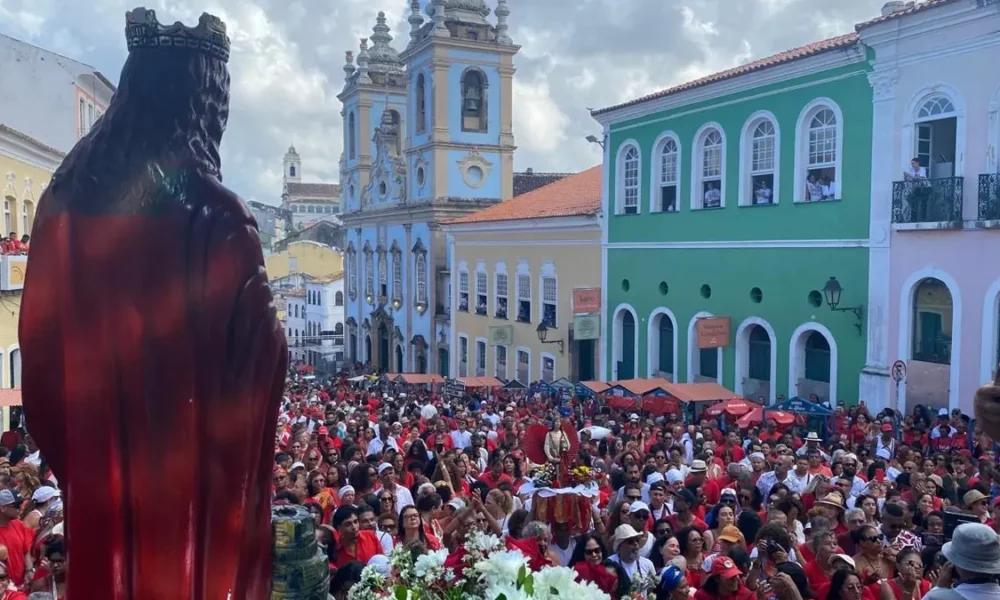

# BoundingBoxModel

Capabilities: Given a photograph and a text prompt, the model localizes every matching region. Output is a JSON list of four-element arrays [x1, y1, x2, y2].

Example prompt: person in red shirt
[[802, 529, 838, 598], [331, 505, 382, 568], [0, 490, 34, 587], [721, 431, 745, 463], [694, 555, 754, 600]]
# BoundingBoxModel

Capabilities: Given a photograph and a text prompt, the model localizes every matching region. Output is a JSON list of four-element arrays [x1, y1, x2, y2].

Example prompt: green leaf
[[523, 574, 534, 596], [394, 586, 409, 600]]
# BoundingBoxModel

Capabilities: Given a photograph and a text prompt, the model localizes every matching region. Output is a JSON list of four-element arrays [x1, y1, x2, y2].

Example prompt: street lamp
[[585, 134, 605, 150], [392, 297, 402, 310], [822, 276, 864, 335], [535, 321, 565, 354], [365, 292, 374, 305]]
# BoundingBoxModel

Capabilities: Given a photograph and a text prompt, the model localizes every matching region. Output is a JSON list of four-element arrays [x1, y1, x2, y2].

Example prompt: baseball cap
[[31, 487, 59, 503], [718, 525, 742, 543], [674, 489, 696, 505], [710, 556, 741, 579], [0, 490, 16, 506], [880, 423, 893, 432], [938, 408, 949, 417], [377, 463, 393, 474], [629, 501, 650, 515]]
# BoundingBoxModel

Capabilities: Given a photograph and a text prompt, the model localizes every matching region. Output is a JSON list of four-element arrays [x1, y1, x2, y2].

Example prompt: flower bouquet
[[568, 465, 602, 487], [347, 529, 612, 600]]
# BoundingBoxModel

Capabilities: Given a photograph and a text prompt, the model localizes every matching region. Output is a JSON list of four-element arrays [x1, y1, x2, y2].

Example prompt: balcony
[[891, 177, 963, 225], [0, 255, 26, 291], [978, 174, 1000, 221]]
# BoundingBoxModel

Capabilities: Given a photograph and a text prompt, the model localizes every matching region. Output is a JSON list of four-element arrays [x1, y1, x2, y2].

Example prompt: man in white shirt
[[931, 408, 954, 440], [840, 453, 867, 499], [756, 454, 794, 501], [609, 524, 655, 586], [366, 422, 399, 457], [785, 455, 813, 495], [377, 462, 414, 515], [904, 158, 927, 180], [450, 418, 472, 450], [796, 432, 831, 462]]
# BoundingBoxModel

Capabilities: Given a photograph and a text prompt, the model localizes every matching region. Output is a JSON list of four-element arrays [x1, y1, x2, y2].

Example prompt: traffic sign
[[891, 360, 907, 383]]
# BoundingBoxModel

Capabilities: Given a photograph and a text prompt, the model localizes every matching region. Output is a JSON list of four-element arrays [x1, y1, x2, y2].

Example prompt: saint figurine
[[19, 8, 285, 600]]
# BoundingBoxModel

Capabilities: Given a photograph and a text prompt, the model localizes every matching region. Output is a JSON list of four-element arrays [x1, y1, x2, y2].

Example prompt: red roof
[[855, 0, 960, 30], [445, 166, 602, 225], [592, 33, 859, 116]]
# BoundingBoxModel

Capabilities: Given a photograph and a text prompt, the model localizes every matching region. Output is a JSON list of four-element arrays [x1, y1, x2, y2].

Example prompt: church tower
[[399, 0, 518, 204], [337, 12, 408, 213], [283, 144, 301, 187]]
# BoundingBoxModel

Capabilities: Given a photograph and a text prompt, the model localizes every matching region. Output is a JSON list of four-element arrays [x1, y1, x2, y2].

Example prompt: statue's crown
[[125, 7, 230, 63]]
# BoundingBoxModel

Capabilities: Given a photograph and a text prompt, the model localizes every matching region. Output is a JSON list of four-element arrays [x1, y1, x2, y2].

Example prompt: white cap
[[646, 472, 665, 485], [939, 408, 949, 417], [377, 463, 393, 474], [447, 498, 466, 511], [630, 413, 640, 421], [666, 470, 684, 485], [290, 462, 306, 471], [875, 447, 891, 460], [629, 501, 650, 514]]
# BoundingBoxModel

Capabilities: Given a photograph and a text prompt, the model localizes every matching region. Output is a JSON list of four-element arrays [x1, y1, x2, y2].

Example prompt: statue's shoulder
[[186, 170, 253, 224]]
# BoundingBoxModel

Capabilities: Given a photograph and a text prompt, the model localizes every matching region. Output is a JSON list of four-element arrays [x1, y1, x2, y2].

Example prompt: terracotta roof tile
[[444, 166, 602, 225], [855, 0, 960, 30], [285, 182, 340, 199], [311, 271, 345, 284], [592, 33, 859, 116]]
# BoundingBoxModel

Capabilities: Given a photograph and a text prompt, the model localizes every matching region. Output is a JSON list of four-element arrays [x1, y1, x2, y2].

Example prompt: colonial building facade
[[593, 34, 874, 405], [340, 1, 518, 375], [858, 0, 1000, 414], [280, 145, 341, 232], [442, 167, 602, 383]]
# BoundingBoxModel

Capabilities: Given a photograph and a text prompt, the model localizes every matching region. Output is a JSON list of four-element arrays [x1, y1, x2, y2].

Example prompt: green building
[[591, 33, 873, 405]]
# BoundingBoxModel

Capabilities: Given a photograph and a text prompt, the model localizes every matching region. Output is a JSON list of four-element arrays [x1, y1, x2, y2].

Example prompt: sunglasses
[[585, 548, 602, 556], [626, 496, 642, 502], [861, 535, 882, 543], [381, 496, 395, 502]]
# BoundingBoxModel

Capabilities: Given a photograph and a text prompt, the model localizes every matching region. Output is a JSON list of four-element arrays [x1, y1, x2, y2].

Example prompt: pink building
[[859, 0, 1000, 414]]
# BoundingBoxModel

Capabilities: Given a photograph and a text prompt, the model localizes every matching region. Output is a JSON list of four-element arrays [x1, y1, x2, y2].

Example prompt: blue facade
[[339, 1, 518, 375]]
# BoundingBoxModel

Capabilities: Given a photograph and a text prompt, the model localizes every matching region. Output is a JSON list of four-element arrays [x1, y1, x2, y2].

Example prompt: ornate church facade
[[339, 0, 517, 375]]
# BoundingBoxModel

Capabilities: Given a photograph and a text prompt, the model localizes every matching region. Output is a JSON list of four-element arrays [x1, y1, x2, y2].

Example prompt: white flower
[[531, 566, 580, 600], [474, 550, 530, 588], [414, 548, 450, 582], [570, 579, 613, 600], [483, 582, 533, 600], [466, 530, 505, 555]]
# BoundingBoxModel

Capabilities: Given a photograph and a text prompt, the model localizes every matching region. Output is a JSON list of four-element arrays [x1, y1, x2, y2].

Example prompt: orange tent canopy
[[736, 406, 795, 428], [704, 398, 754, 417]]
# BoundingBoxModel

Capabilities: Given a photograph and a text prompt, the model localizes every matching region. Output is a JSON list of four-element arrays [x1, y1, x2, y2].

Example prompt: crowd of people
[[274, 372, 1000, 600], [0, 234, 28, 256]]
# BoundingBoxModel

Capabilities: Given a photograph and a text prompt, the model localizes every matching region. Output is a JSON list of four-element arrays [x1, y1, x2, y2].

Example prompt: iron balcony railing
[[891, 176, 964, 224], [978, 174, 1000, 220]]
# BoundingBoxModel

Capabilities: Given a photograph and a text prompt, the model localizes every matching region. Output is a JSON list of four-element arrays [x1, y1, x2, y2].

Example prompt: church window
[[414, 251, 427, 306], [391, 247, 403, 304], [387, 110, 402, 154], [378, 248, 388, 299], [461, 69, 488, 133], [416, 74, 427, 134], [289, 165, 296, 177]]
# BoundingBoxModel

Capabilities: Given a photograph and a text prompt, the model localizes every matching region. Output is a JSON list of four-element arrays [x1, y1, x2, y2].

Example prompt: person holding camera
[[923, 522, 1000, 600]]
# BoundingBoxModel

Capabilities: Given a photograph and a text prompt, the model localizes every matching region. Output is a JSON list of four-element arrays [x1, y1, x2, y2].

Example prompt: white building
[[859, 0, 1000, 414], [305, 274, 346, 369], [280, 145, 341, 231], [0, 34, 115, 153], [282, 289, 307, 365]]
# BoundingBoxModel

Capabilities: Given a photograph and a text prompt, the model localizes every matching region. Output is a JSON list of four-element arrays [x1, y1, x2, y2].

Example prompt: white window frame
[[391, 248, 403, 303], [615, 141, 641, 215], [539, 260, 557, 328], [540, 351, 557, 383], [475, 337, 488, 377], [377, 249, 388, 298], [475, 261, 488, 316], [902, 85, 966, 180], [458, 265, 470, 312], [414, 250, 428, 305], [690, 123, 726, 210], [739, 111, 781, 207], [494, 261, 508, 319], [515, 259, 531, 324], [794, 98, 844, 202], [458, 334, 469, 378], [364, 250, 374, 300], [649, 132, 681, 213], [515, 346, 531, 383], [495, 344, 508, 380]]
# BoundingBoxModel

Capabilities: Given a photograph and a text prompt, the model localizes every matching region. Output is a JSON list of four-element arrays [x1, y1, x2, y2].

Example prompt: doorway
[[576, 339, 595, 381]]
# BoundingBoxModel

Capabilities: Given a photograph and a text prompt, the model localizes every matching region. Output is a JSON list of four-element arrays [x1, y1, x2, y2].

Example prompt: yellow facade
[[0, 137, 59, 239], [449, 221, 601, 383], [265, 241, 344, 280]]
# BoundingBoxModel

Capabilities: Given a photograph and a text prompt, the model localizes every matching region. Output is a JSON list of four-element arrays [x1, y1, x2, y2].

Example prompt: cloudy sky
[[0, 0, 884, 205]]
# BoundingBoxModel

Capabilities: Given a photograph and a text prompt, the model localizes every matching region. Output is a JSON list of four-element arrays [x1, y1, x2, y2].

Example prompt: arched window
[[289, 165, 296, 177], [348, 111, 357, 160], [657, 315, 674, 377], [914, 94, 958, 178], [461, 69, 487, 132], [391, 247, 403, 304], [617, 143, 640, 215], [619, 312, 636, 379], [740, 113, 778, 206], [415, 73, 427, 133], [335, 291, 344, 306], [414, 250, 427, 306], [795, 101, 841, 202], [748, 326, 772, 381], [912, 278, 953, 365], [804, 332, 831, 383], [387, 110, 402, 154], [692, 125, 725, 209], [652, 134, 680, 213], [8, 348, 19, 388]]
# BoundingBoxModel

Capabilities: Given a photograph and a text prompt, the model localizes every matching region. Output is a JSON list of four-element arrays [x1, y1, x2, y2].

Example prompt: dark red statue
[[19, 8, 286, 599]]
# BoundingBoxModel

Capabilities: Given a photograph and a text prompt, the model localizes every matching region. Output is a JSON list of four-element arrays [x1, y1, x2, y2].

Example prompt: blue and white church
[[339, 0, 518, 375]]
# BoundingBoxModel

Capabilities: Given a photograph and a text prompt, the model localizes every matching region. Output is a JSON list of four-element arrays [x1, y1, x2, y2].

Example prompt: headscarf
[[338, 485, 355, 500], [658, 564, 685, 593]]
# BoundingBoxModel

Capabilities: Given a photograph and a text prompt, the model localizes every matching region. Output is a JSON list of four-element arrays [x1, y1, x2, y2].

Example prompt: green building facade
[[592, 34, 873, 405]]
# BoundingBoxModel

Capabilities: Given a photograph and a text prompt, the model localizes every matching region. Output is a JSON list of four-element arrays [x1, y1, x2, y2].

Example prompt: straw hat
[[816, 493, 846, 511], [611, 524, 644, 552]]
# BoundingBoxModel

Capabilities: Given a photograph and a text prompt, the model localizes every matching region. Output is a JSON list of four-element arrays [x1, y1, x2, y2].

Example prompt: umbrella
[[580, 426, 612, 440], [736, 406, 794, 428], [704, 398, 753, 417]]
